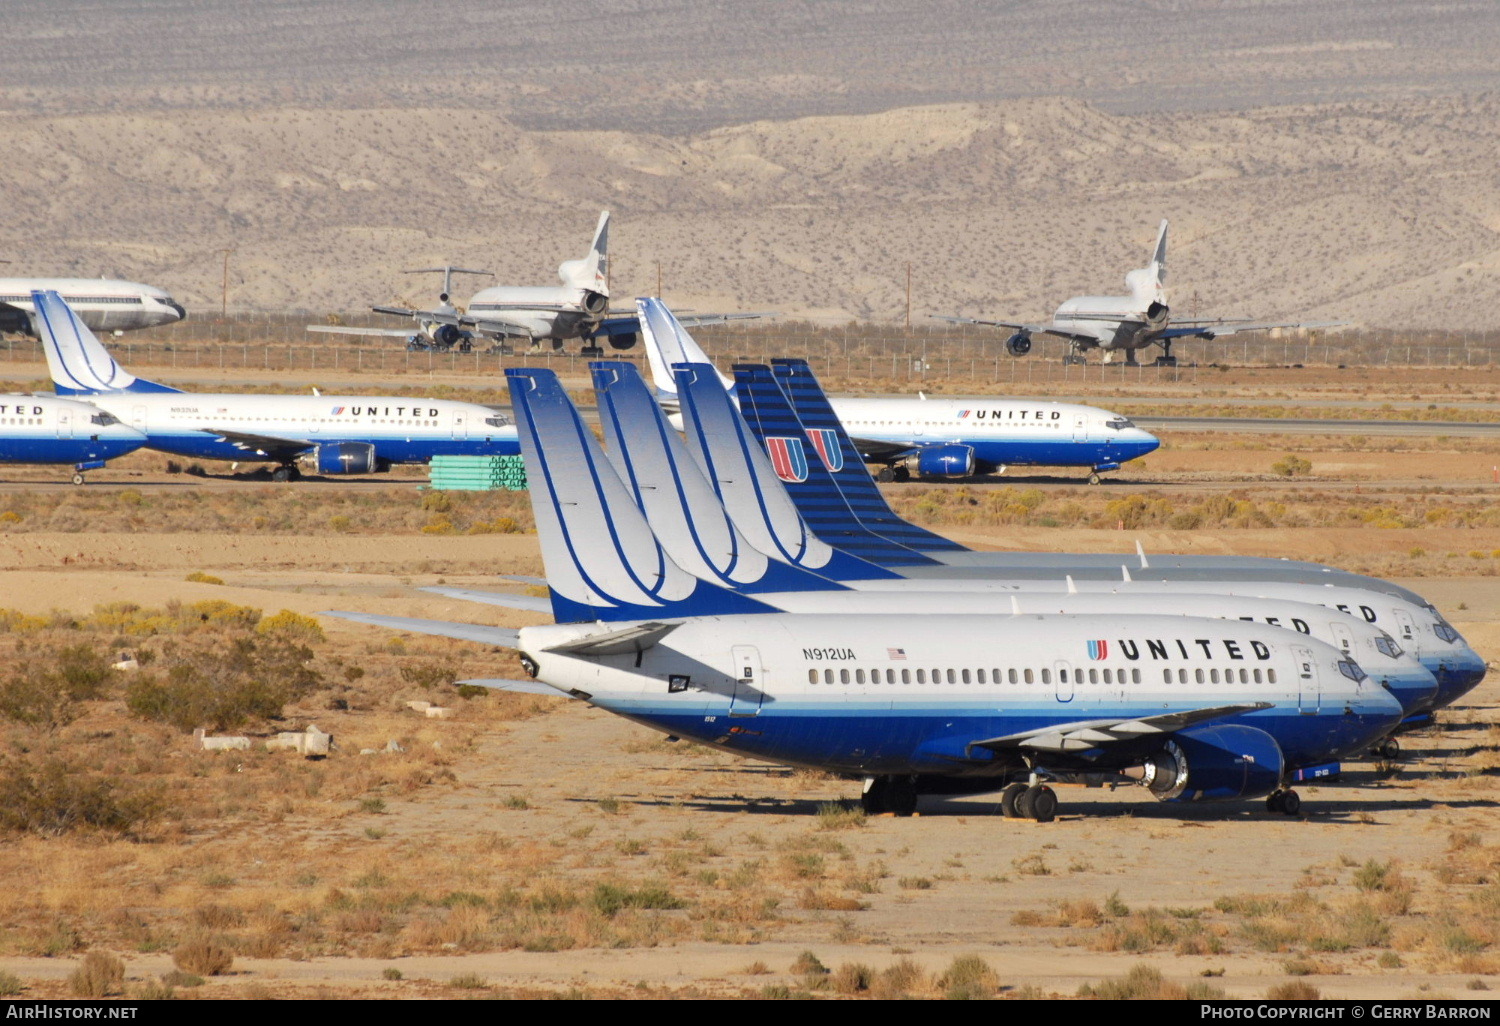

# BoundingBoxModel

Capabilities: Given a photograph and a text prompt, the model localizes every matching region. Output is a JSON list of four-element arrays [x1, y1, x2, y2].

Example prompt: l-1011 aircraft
[[325, 365, 1403, 820], [0, 277, 185, 337], [0, 394, 147, 483], [323, 212, 769, 355], [30, 291, 517, 480], [637, 297, 1157, 483], [936, 220, 1339, 366]]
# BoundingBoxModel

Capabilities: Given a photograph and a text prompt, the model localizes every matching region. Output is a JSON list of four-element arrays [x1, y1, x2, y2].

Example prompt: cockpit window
[[1373, 634, 1403, 659], [1104, 417, 1135, 431], [483, 415, 509, 428], [1432, 620, 1463, 644], [1336, 659, 1367, 683], [89, 412, 119, 426]]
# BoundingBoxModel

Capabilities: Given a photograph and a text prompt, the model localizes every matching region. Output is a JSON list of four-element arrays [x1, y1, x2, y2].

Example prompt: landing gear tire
[[271, 465, 301, 483], [1022, 784, 1057, 823], [1154, 355, 1177, 367], [1000, 782, 1029, 819], [861, 776, 918, 816], [1267, 789, 1301, 816], [71, 473, 84, 486], [876, 468, 894, 483], [1088, 472, 1101, 485], [892, 466, 911, 483], [1375, 736, 1401, 761]]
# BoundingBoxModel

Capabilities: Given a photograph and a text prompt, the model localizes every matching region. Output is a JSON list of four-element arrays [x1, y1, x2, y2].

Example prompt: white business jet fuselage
[[0, 278, 185, 336]]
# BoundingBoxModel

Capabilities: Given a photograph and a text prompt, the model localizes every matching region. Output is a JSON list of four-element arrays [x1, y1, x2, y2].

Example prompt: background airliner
[[323, 211, 767, 355], [937, 220, 1339, 366], [0, 277, 186, 336], [638, 297, 1158, 482], [32, 291, 517, 481]]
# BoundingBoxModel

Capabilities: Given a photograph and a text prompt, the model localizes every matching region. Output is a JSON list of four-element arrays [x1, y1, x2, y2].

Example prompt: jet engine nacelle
[[580, 290, 609, 317], [909, 444, 975, 480], [608, 331, 638, 351], [1140, 724, 1284, 803], [1143, 300, 1170, 330], [1005, 331, 1032, 357], [315, 441, 378, 475], [430, 323, 464, 349]]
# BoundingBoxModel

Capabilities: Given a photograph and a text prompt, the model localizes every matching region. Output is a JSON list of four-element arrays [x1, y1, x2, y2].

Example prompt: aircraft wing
[[931, 315, 1096, 344], [595, 311, 774, 338], [420, 585, 552, 614], [306, 325, 417, 338], [968, 702, 1273, 755], [199, 427, 316, 460], [320, 611, 521, 648], [457, 677, 576, 697], [372, 305, 465, 327], [845, 433, 920, 462], [1161, 320, 1346, 341]]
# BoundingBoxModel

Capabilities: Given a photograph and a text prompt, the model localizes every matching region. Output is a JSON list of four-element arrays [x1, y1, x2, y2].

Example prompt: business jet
[[0, 394, 147, 483], [637, 297, 1157, 484], [336, 212, 768, 355], [324, 365, 1402, 821], [0, 277, 185, 337], [936, 220, 1339, 366], [30, 291, 517, 480]]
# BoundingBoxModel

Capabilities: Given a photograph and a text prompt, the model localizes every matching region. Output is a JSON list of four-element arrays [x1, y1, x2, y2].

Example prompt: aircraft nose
[[166, 301, 187, 321], [1380, 668, 1440, 715]]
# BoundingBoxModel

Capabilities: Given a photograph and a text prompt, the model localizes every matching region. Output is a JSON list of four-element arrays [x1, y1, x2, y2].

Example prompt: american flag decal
[[765, 436, 809, 483], [805, 428, 843, 472], [887, 647, 906, 660], [1087, 639, 1109, 660]]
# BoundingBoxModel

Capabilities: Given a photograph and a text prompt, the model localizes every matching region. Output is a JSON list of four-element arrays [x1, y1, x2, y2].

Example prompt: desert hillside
[[5, 94, 1500, 328]]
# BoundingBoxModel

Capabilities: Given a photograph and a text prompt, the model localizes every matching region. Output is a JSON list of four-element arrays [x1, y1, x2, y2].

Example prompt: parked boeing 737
[[0, 394, 147, 483], [936, 220, 1339, 366], [638, 297, 1157, 483], [30, 291, 517, 480], [325, 365, 1402, 820]]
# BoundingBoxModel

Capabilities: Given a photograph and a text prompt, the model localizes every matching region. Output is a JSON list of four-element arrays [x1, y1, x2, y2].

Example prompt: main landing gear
[[1000, 782, 1058, 823], [271, 464, 302, 483], [875, 466, 911, 483], [1266, 788, 1301, 816], [861, 775, 918, 816]]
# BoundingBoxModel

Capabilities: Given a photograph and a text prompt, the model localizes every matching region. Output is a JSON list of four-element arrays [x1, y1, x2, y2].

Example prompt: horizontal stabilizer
[[970, 702, 1273, 754], [320, 611, 520, 649], [420, 586, 552, 614], [543, 621, 679, 657], [457, 677, 575, 697]]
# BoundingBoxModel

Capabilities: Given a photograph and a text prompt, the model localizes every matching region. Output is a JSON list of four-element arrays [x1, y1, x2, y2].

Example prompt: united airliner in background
[[638, 297, 1158, 482], [0, 394, 147, 483], [936, 220, 1340, 366], [30, 291, 517, 480], [0, 277, 185, 336]]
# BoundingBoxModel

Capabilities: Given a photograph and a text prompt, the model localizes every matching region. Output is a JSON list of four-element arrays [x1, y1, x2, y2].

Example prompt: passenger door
[[728, 644, 764, 717], [1293, 645, 1320, 714]]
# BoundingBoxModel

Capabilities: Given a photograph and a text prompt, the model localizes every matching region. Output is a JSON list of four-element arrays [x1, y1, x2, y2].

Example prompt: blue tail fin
[[31, 291, 180, 395], [505, 367, 775, 624], [771, 358, 969, 553], [732, 364, 937, 567], [590, 360, 846, 594], [672, 362, 899, 581]]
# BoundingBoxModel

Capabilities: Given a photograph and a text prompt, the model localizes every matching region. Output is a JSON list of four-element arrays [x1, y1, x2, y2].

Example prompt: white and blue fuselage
[[0, 395, 146, 469]]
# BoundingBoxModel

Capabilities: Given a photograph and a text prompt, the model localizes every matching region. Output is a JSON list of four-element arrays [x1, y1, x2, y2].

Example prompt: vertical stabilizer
[[557, 210, 611, 295], [771, 359, 968, 553], [505, 366, 772, 623], [637, 296, 731, 395], [591, 360, 843, 593], [673, 362, 898, 581], [31, 291, 179, 395], [732, 364, 937, 567], [1125, 219, 1169, 302]]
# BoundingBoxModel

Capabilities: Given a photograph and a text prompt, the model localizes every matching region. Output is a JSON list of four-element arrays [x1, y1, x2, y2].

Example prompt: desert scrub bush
[[256, 609, 326, 643], [172, 934, 233, 976], [1267, 981, 1320, 1000], [0, 756, 160, 837], [831, 962, 874, 994], [589, 882, 685, 917], [68, 951, 124, 998], [1078, 963, 1223, 1000], [815, 801, 866, 830], [183, 571, 224, 585], [938, 954, 998, 1000], [0, 971, 21, 996], [0, 642, 114, 731], [126, 634, 321, 731], [1272, 454, 1313, 477]]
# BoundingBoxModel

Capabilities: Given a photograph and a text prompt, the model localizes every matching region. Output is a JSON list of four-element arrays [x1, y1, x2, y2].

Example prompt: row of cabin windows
[[806, 665, 1277, 686], [4, 418, 41, 425], [851, 421, 1061, 430], [172, 413, 441, 427]]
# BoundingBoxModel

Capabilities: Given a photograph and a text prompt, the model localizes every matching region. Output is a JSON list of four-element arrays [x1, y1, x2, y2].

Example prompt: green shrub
[[126, 635, 321, 731]]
